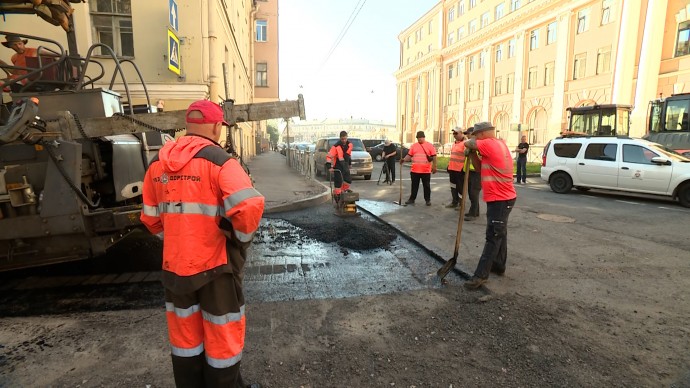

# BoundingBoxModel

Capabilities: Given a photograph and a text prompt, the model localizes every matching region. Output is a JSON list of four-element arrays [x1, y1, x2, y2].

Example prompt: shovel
[[437, 157, 471, 280], [393, 160, 405, 206]]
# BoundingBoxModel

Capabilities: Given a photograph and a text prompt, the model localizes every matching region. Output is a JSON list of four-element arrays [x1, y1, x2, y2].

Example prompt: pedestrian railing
[[287, 149, 316, 180]]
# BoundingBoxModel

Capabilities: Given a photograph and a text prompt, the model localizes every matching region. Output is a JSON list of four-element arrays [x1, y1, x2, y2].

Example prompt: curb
[[264, 180, 331, 214]]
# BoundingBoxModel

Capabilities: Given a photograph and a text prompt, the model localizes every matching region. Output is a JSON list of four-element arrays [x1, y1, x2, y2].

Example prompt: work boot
[[404, 199, 415, 205], [425, 201, 431, 206], [463, 276, 487, 290], [490, 267, 505, 276], [464, 215, 477, 221], [445, 202, 459, 209]]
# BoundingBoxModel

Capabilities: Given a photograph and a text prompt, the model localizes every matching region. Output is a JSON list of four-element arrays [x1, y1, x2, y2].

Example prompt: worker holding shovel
[[461, 121, 517, 290]]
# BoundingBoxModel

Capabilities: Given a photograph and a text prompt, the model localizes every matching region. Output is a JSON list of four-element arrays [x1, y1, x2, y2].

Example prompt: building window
[[457, 26, 465, 40], [478, 81, 484, 99], [256, 63, 267, 86], [407, 36, 411, 48], [469, 19, 477, 34], [495, 76, 502, 95], [573, 52, 587, 79], [470, 0, 477, 9], [468, 55, 475, 71], [511, 0, 520, 12], [577, 8, 590, 34], [481, 12, 490, 28], [508, 39, 515, 58], [544, 62, 554, 86], [495, 44, 503, 62], [458, 0, 465, 16], [495, 3, 505, 20], [601, 0, 614, 25], [428, 44, 433, 53], [255, 19, 267, 42], [676, 21, 690, 57], [597, 47, 611, 74], [415, 28, 422, 42], [529, 29, 539, 50], [506, 73, 515, 93], [456, 61, 461, 76], [448, 31, 455, 45], [447, 92, 453, 105], [449, 64, 454, 79], [479, 51, 485, 68], [449, 7, 455, 22], [528, 66, 538, 89], [89, 0, 134, 57], [547, 21, 557, 45], [429, 20, 433, 34], [469, 83, 475, 100]]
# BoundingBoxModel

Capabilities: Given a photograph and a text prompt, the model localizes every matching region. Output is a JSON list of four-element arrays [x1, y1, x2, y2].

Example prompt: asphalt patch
[[265, 204, 397, 251]]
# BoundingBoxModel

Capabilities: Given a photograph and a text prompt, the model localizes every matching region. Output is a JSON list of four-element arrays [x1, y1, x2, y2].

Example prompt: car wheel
[[575, 186, 590, 191], [549, 172, 573, 194], [375, 154, 382, 162], [364, 174, 371, 180], [315, 163, 321, 176], [678, 183, 690, 208]]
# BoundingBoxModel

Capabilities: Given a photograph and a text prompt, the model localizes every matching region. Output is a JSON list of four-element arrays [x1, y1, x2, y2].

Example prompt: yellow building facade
[[396, 0, 690, 157], [1, 0, 275, 159]]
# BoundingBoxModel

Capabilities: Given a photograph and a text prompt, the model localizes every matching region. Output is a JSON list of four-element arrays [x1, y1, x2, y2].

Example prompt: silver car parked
[[314, 137, 373, 180]]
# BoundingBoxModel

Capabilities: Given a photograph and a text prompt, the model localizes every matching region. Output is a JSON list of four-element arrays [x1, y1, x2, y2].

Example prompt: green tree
[[266, 122, 279, 144]]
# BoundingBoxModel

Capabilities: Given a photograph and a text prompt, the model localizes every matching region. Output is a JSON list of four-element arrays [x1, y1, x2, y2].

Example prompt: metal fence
[[287, 149, 316, 180]]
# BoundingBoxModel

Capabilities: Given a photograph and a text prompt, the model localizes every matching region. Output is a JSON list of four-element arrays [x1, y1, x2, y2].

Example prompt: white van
[[541, 135, 690, 207]]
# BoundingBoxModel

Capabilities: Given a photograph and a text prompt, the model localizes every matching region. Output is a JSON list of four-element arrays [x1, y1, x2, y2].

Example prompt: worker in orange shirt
[[1, 35, 39, 87], [326, 130, 353, 201], [141, 100, 264, 388], [462, 122, 517, 290], [400, 131, 437, 206]]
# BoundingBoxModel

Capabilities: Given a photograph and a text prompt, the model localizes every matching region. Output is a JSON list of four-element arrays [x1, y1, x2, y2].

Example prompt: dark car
[[369, 143, 409, 162], [362, 139, 385, 152]]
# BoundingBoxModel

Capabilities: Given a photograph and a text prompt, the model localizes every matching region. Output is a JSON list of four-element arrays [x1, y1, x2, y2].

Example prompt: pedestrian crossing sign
[[168, 29, 181, 75]]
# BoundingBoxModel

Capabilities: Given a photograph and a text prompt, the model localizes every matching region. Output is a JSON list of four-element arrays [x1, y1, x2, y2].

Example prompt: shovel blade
[[437, 257, 457, 280]]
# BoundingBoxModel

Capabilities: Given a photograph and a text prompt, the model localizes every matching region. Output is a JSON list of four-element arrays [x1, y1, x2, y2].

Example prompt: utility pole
[[285, 117, 291, 167]]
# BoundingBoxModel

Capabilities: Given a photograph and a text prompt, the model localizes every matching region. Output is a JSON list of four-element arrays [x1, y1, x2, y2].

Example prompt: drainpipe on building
[[208, 0, 220, 102], [201, 0, 209, 87]]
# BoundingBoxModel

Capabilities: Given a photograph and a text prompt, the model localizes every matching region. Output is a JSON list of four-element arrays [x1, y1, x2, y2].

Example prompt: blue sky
[[279, 1, 436, 123]]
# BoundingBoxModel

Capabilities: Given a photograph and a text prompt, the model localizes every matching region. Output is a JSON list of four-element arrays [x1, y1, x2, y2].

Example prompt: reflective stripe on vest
[[146, 202, 223, 217], [223, 188, 263, 212]]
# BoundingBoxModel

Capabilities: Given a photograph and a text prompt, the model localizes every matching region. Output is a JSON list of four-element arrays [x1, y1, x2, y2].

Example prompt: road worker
[[401, 131, 437, 206], [445, 128, 466, 209], [462, 121, 517, 290], [141, 100, 264, 388], [326, 130, 353, 201]]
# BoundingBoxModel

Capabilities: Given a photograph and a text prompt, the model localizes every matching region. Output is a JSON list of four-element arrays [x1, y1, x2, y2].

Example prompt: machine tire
[[549, 172, 573, 194], [375, 154, 383, 162], [364, 174, 372, 180], [575, 186, 590, 191], [678, 183, 690, 208]]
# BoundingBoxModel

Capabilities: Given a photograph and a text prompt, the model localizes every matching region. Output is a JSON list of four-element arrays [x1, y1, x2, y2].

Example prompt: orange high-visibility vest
[[475, 138, 516, 202], [326, 141, 352, 166], [448, 141, 466, 171], [141, 135, 265, 276], [409, 142, 436, 173]]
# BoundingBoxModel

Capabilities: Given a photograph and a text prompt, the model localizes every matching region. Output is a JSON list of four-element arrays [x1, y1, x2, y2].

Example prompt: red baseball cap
[[185, 100, 230, 126]]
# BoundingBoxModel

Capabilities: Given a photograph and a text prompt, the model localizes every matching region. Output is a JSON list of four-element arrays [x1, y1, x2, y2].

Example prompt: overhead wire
[[318, 0, 368, 73]]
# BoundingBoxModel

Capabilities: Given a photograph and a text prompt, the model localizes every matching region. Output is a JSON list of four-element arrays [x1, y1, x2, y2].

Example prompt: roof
[[566, 104, 633, 113]]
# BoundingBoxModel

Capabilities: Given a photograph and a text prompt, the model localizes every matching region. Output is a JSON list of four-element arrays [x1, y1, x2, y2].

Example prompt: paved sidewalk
[[248, 151, 329, 213]]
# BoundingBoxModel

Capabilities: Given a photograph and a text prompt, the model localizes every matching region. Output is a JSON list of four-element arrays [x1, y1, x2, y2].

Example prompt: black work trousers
[[384, 157, 396, 182], [448, 170, 464, 204], [467, 171, 481, 217], [473, 198, 516, 279], [333, 161, 352, 190], [408, 172, 431, 202]]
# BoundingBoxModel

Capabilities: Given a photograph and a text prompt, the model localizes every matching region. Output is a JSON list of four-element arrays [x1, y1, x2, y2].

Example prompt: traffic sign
[[169, 0, 179, 32], [168, 29, 180, 75]]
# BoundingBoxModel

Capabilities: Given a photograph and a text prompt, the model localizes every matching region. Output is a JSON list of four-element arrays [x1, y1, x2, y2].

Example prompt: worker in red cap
[[141, 100, 265, 388]]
